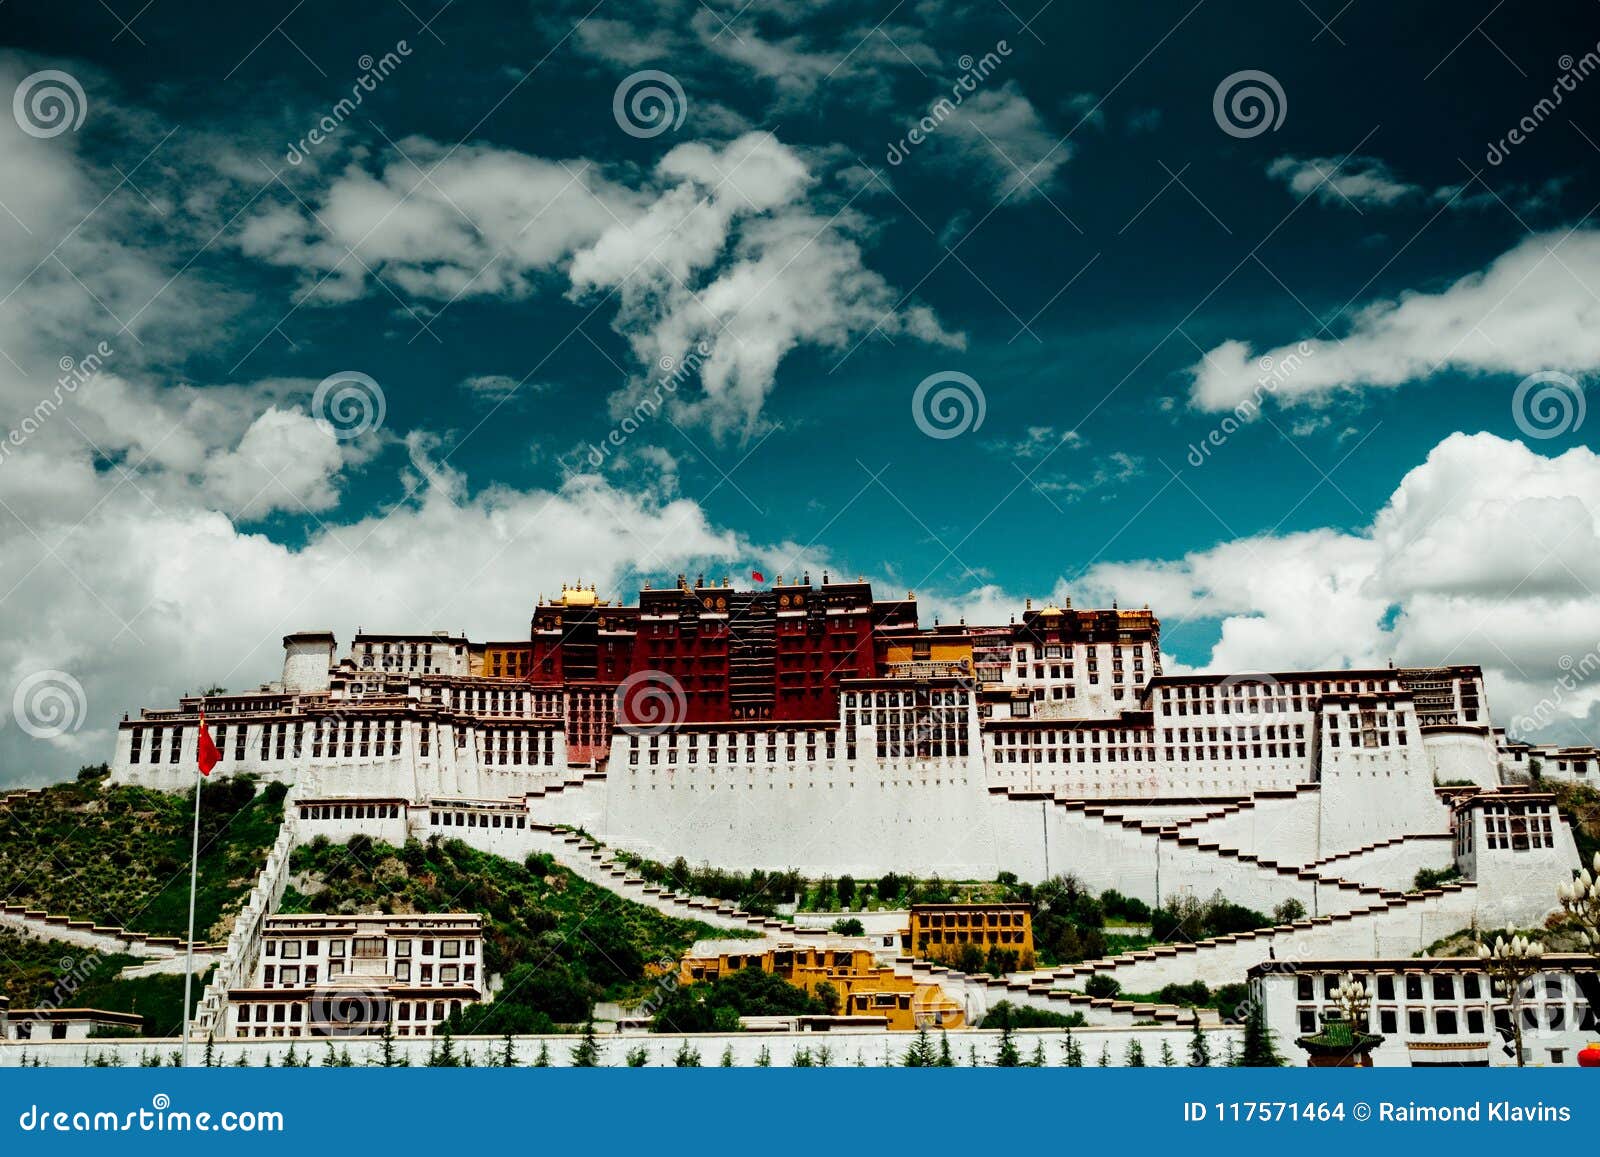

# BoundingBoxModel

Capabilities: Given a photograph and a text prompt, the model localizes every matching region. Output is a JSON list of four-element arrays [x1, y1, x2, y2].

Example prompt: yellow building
[[902, 903, 1035, 969], [472, 643, 532, 679], [878, 634, 974, 679], [677, 944, 964, 1030]]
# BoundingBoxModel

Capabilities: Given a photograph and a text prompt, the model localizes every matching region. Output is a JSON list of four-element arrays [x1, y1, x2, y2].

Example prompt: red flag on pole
[[196, 710, 220, 776], [751, 570, 765, 583]]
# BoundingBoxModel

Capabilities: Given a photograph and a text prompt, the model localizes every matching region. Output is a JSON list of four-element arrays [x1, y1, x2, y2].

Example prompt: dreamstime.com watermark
[[1212, 70, 1286, 139], [613, 70, 688, 139], [311, 370, 386, 441], [1186, 341, 1315, 467], [9, 670, 88, 741], [558, 340, 712, 477], [0, 341, 114, 468], [17, 1095, 284, 1134], [911, 370, 986, 439], [11, 950, 108, 1027], [12, 70, 87, 139], [1511, 370, 1585, 440], [885, 41, 1013, 166], [286, 42, 413, 165], [1486, 42, 1600, 165], [1509, 642, 1600, 741]]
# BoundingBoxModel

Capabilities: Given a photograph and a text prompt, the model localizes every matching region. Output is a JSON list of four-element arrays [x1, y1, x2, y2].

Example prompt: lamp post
[[1295, 973, 1383, 1067], [1479, 930, 1545, 1068], [1556, 852, 1600, 956], [1558, 854, 1600, 1072]]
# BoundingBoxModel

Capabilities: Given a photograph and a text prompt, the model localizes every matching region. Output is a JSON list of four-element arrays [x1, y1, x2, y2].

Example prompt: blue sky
[[1, 0, 1599, 782]]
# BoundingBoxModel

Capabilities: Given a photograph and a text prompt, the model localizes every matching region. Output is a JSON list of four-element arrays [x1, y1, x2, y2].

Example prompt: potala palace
[[75, 576, 1595, 1065]]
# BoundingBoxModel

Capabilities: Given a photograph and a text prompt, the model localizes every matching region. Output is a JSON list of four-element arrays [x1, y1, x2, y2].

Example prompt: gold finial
[[1026, 597, 1033, 610]]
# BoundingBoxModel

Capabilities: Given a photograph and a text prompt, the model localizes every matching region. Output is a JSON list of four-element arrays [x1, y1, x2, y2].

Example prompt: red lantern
[[1579, 1042, 1600, 1068]]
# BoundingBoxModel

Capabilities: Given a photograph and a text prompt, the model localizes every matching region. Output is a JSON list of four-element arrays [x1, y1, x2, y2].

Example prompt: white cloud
[[456, 374, 548, 408], [1187, 228, 1600, 411], [986, 425, 1084, 460], [240, 132, 958, 439], [235, 140, 640, 302], [1075, 432, 1600, 743], [1266, 155, 1419, 208], [939, 82, 1069, 201], [200, 406, 369, 517]]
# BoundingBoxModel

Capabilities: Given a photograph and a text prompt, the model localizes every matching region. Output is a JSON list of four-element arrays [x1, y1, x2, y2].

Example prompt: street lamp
[[1479, 929, 1545, 1068], [1556, 853, 1600, 955]]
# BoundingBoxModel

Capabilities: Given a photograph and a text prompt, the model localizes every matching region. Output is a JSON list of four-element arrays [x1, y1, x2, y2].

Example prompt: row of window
[[301, 803, 403, 821], [264, 936, 475, 960], [431, 809, 528, 831], [478, 729, 558, 766]]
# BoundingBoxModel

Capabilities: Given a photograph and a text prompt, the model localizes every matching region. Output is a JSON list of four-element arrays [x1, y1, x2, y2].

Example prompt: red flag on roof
[[196, 710, 220, 776], [751, 570, 765, 583]]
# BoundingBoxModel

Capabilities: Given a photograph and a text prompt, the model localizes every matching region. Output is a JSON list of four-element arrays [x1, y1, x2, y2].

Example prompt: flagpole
[[181, 723, 202, 1067]]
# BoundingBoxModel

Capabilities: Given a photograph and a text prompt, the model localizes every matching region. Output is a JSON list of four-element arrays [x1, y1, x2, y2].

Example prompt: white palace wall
[[112, 718, 572, 802], [0, 1024, 1238, 1068], [588, 745, 1002, 879]]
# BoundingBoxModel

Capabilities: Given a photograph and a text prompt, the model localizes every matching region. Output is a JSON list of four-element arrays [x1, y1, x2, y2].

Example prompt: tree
[[1272, 898, 1306, 924], [814, 876, 836, 909], [1238, 1001, 1284, 1067], [936, 1032, 954, 1067], [532, 1042, 551, 1068], [903, 1027, 936, 1067], [830, 917, 865, 936], [720, 1046, 734, 1067], [1160, 1040, 1176, 1066], [427, 1028, 460, 1068], [498, 1033, 516, 1067], [1125, 1040, 1146, 1067], [1085, 974, 1120, 999], [1188, 1022, 1212, 1067], [1097, 1043, 1110, 1066], [813, 981, 840, 1015], [993, 1006, 1021, 1067], [755, 1045, 772, 1067], [625, 1046, 649, 1067], [570, 1022, 601, 1067], [673, 1041, 701, 1067], [1062, 1028, 1084, 1067], [1029, 1042, 1047, 1068], [203, 1034, 216, 1068], [837, 875, 856, 908]]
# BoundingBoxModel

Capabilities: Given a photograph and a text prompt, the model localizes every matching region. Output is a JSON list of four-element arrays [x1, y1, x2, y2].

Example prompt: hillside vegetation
[[280, 834, 747, 1032], [0, 770, 288, 940], [0, 929, 209, 1036]]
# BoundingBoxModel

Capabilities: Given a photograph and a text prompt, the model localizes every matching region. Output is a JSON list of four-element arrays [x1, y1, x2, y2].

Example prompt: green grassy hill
[[281, 834, 748, 1032], [0, 769, 288, 940], [0, 929, 210, 1036]]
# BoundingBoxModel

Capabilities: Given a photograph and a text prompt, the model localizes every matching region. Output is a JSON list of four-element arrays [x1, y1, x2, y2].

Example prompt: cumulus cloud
[[939, 82, 1069, 201], [235, 141, 640, 303], [1187, 228, 1600, 411], [1266, 155, 1420, 208], [1075, 432, 1600, 743], [239, 132, 958, 439]]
